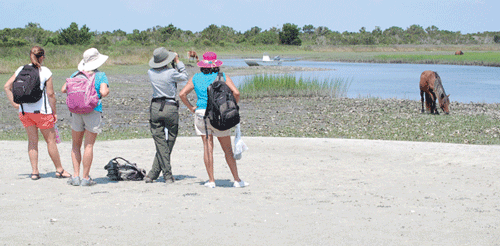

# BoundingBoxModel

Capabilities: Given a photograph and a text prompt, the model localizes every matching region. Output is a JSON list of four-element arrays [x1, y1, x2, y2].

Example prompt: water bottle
[[54, 125, 62, 144]]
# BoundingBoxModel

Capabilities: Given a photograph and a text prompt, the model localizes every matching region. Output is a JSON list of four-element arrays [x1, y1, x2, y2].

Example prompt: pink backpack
[[65, 71, 99, 114]]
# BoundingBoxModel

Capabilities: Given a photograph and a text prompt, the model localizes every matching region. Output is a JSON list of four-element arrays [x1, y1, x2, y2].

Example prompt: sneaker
[[233, 180, 249, 188], [204, 181, 216, 188], [80, 177, 96, 186], [67, 176, 80, 186]]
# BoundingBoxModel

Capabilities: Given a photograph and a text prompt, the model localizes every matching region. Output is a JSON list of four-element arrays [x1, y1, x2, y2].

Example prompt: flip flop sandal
[[55, 169, 70, 178], [31, 173, 40, 180]]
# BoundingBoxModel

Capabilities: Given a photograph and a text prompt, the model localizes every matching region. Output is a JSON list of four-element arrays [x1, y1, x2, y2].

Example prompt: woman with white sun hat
[[61, 48, 110, 186]]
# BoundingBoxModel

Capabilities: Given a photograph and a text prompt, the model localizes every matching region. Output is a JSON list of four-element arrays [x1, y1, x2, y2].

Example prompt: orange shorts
[[19, 113, 55, 129]]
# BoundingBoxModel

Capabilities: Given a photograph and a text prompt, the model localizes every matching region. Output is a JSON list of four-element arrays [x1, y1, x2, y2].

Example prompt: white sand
[[1, 137, 499, 245]]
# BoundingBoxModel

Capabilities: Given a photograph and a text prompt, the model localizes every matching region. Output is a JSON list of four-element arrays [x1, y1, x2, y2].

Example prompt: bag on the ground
[[204, 72, 240, 131], [233, 123, 248, 160], [65, 71, 99, 114], [12, 64, 45, 114], [104, 157, 146, 181]]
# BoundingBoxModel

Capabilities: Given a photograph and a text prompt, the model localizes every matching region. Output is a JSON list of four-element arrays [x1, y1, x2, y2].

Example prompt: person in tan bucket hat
[[145, 47, 188, 184], [61, 47, 110, 186]]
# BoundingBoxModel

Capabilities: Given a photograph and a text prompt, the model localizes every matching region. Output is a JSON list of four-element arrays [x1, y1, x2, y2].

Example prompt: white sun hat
[[78, 48, 109, 71]]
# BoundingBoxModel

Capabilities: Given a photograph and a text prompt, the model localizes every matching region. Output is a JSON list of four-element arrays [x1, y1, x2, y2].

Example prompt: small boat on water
[[244, 53, 282, 66]]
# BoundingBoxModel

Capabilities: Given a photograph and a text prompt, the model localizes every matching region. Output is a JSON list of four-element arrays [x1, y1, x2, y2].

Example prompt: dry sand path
[[1, 137, 499, 245]]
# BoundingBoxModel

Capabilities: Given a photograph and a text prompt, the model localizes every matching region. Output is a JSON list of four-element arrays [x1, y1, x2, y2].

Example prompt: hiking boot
[[144, 176, 154, 183], [165, 176, 175, 184], [67, 176, 80, 186], [80, 177, 96, 186]]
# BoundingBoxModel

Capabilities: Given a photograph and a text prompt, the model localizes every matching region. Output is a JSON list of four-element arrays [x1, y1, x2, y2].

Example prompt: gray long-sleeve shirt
[[148, 62, 188, 101]]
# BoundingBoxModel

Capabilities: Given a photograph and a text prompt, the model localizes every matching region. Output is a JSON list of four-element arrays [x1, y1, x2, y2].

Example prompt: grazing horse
[[419, 70, 450, 115], [455, 50, 464, 55], [187, 51, 199, 62]]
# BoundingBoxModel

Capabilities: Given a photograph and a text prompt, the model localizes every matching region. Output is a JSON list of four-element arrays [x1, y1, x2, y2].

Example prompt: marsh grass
[[0, 46, 155, 73], [239, 74, 351, 98], [375, 52, 500, 66], [2, 44, 500, 74]]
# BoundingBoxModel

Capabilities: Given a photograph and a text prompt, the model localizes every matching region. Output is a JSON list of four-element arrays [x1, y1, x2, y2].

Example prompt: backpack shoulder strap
[[217, 72, 225, 82], [112, 157, 132, 166], [74, 70, 96, 79], [75, 70, 89, 78]]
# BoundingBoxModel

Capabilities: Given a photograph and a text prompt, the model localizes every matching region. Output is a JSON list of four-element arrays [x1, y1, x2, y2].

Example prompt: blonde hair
[[30, 46, 45, 68]]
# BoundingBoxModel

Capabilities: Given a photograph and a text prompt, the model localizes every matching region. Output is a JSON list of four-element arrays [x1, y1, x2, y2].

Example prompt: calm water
[[223, 59, 500, 103]]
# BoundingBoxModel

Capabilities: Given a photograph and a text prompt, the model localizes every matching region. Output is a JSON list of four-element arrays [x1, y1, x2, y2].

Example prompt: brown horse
[[187, 50, 199, 62], [419, 70, 450, 114], [455, 50, 464, 55]]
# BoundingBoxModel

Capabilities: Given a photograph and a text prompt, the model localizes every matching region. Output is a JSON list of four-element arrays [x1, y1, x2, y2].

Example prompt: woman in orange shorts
[[3, 46, 71, 180]]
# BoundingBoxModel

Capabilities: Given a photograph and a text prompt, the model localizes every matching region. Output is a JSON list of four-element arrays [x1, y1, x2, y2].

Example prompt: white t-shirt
[[14, 64, 53, 114]]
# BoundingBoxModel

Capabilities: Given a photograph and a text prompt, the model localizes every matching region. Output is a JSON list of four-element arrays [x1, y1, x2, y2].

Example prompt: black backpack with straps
[[12, 64, 45, 114], [204, 72, 240, 131], [104, 157, 146, 181]]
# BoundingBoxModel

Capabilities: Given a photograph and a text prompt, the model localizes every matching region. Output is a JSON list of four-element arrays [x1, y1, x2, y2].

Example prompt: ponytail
[[30, 46, 45, 68]]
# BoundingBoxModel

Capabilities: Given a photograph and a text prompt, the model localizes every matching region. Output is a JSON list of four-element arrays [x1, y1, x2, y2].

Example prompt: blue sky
[[0, 0, 497, 34]]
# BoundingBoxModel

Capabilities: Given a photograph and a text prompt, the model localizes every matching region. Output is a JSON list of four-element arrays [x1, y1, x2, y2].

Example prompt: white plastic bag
[[233, 124, 248, 160]]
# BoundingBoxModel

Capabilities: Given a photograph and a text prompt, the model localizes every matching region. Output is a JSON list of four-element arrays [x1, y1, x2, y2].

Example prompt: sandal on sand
[[55, 169, 70, 178], [30, 173, 40, 180]]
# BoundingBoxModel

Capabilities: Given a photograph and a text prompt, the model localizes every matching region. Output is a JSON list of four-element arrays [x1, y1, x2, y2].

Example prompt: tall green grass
[[238, 74, 351, 98]]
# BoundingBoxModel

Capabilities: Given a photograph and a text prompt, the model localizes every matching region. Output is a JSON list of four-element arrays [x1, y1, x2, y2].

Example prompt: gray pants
[[147, 101, 179, 180]]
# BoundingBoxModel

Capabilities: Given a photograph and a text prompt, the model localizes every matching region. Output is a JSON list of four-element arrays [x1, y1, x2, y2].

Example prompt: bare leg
[[217, 136, 241, 182], [40, 127, 69, 177], [71, 130, 85, 177], [81, 130, 98, 179], [25, 125, 39, 177], [201, 135, 215, 182]]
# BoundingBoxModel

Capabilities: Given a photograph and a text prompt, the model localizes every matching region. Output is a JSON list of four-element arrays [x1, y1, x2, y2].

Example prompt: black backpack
[[104, 157, 146, 181], [12, 64, 45, 114], [204, 72, 240, 131]]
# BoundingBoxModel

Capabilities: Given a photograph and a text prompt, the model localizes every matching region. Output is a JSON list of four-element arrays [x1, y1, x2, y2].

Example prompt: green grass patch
[[238, 74, 351, 98]]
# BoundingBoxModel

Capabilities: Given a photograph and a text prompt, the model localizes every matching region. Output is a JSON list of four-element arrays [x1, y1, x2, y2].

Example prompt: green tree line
[[1, 22, 499, 48]]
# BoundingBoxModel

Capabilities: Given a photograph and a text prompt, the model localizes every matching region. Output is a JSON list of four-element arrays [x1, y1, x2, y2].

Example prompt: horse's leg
[[420, 90, 425, 113], [429, 90, 439, 115], [424, 92, 432, 113]]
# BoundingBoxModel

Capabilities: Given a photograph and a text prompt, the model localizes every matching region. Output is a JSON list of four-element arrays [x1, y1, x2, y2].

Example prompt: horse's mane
[[434, 72, 447, 99]]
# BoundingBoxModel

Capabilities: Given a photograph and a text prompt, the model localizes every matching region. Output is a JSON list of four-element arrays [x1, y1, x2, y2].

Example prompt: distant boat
[[244, 53, 282, 66]]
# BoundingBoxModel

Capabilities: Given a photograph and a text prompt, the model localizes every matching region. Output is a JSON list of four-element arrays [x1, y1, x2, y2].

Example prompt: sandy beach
[[1, 137, 499, 245]]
